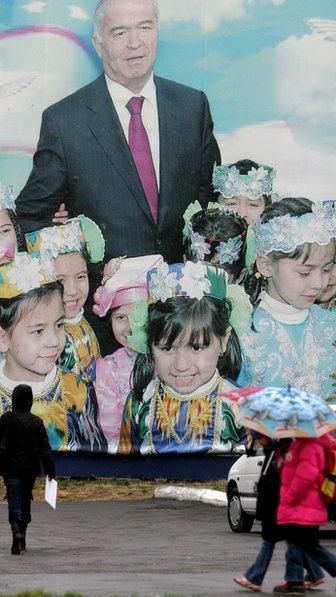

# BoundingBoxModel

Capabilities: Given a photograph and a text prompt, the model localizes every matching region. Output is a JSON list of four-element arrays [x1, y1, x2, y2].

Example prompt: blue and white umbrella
[[238, 386, 336, 439]]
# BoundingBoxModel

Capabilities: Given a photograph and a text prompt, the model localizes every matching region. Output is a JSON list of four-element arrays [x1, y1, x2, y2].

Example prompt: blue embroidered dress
[[238, 293, 336, 402]]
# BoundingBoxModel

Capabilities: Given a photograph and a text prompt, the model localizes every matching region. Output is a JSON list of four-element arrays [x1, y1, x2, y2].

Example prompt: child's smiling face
[[152, 327, 231, 395], [54, 252, 89, 318], [0, 291, 65, 382], [0, 210, 17, 265], [110, 302, 135, 352]]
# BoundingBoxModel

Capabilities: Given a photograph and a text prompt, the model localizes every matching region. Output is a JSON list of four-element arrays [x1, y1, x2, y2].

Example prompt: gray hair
[[93, 0, 159, 41]]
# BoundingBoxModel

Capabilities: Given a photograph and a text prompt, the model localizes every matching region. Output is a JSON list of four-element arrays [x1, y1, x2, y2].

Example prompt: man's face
[[93, 0, 159, 93]]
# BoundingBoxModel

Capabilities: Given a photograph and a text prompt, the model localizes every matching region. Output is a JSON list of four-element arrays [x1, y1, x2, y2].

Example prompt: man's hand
[[52, 203, 68, 224]]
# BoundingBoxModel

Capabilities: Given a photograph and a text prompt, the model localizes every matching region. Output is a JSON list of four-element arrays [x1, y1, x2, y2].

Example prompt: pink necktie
[[126, 96, 158, 222]]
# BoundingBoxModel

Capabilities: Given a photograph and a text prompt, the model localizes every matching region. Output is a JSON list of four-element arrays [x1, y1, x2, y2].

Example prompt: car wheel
[[227, 488, 254, 533]]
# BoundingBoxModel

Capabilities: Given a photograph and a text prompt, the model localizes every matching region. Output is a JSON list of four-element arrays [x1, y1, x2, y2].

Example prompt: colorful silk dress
[[0, 362, 107, 452], [93, 348, 137, 453], [59, 309, 100, 375], [118, 372, 244, 455], [238, 293, 336, 402]]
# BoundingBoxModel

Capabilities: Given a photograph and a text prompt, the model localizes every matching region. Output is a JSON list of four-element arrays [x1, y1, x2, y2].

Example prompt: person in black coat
[[0, 384, 55, 555], [234, 437, 324, 592]]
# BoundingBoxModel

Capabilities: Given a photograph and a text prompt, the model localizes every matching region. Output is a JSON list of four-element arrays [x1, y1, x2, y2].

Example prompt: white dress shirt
[[105, 74, 160, 188]]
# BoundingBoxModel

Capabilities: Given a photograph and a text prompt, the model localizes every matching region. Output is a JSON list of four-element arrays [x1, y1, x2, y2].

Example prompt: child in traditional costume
[[92, 254, 163, 453], [213, 159, 275, 224], [183, 202, 248, 283], [118, 261, 248, 455], [0, 252, 106, 452], [183, 203, 255, 329], [25, 215, 105, 375], [238, 197, 336, 401]]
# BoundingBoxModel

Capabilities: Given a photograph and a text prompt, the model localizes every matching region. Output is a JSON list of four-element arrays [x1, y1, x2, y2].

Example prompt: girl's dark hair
[[184, 208, 248, 282], [0, 281, 64, 334], [245, 197, 314, 305], [8, 209, 26, 251], [229, 158, 272, 207], [132, 295, 242, 402]]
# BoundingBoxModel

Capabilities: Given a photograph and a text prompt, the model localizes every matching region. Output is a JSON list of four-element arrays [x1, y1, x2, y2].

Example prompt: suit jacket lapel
[[86, 75, 153, 223], [155, 77, 182, 229]]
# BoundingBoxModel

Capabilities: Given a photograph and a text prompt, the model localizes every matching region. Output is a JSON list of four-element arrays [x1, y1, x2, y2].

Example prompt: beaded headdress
[[148, 261, 227, 303], [93, 254, 163, 317], [0, 252, 56, 299], [213, 163, 275, 200], [252, 201, 336, 255], [25, 215, 105, 264], [0, 182, 16, 212], [147, 260, 253, 334], [182, 201, 244, 266]]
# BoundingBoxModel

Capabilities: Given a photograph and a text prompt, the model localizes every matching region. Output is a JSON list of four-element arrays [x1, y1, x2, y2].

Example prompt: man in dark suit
[[16, 0, 220, 264]]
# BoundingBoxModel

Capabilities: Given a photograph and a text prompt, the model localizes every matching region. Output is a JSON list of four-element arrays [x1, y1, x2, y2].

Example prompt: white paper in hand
[[45, 476, 57, 509]]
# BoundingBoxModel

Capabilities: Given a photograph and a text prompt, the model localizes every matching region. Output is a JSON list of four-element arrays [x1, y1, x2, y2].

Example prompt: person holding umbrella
[[0, 384, 56, 555], [274, 432, 336, 594], [233, 432, 324, 593], [234, 385, 336, 595]]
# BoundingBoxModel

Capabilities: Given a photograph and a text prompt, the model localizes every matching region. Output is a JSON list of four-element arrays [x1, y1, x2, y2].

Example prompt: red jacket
[[277, 434, 335, 526]]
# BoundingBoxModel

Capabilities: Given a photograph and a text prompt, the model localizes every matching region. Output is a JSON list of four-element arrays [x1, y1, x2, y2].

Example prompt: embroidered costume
[[238, 293, 336, 401], [0, 252, 106, 452], [118, 373, 244, 455], [60, 309, 100, 375], [92, 348, 136, 453], [0, 362, 106, 452], [91, 254, 163, 452], [25, 215, 105, 374]]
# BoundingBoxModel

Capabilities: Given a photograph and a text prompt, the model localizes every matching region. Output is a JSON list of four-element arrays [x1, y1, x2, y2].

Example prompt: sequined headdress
[[148, 261, 227, 303], [0, 252, 56, 299], [252, 201, 336, 255], [182, 201, 245, 266], [213, 163, 275, 200], [25, 215, 105, 263], [148, 260, 253, 334], [0, 182, 16, 212]]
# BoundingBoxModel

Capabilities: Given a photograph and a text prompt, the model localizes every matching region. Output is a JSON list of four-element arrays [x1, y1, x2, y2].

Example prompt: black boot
[[19, 522, 27, 551], [10, 521, 23, 555]]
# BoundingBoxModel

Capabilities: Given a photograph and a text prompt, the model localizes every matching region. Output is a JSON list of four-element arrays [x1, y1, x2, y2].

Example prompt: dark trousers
[[283, 524, 336, 580], [245, 539, 323, 585], [4, 476, 36, 524]]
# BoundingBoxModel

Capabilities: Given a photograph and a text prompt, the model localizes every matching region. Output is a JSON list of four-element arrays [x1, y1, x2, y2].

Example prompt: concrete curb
[[154, 485, 228, 507]]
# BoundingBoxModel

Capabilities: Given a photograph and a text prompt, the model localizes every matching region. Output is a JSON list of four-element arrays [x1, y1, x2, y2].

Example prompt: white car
[[226, 451, 264, 533], [226, 451, 336, 533]]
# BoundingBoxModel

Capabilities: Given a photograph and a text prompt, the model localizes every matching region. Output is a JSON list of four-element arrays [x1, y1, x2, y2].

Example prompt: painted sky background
[[0, 0, 335, 199]]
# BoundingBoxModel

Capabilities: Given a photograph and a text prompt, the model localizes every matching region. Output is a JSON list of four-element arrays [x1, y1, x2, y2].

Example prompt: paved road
[[0, 500, 335, 596]]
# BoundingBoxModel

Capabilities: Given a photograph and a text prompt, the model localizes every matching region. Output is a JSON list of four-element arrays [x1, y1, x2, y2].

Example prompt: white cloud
[[306, 18, 336, 43], [67, 5, 90, 21], [0, 32, 97, 148], [22, 1, 46, 13], [158, 0, 284, 31], [216, 121, 336, 201], [275, 34, 336, 127], [158, 0, 247, 32]]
